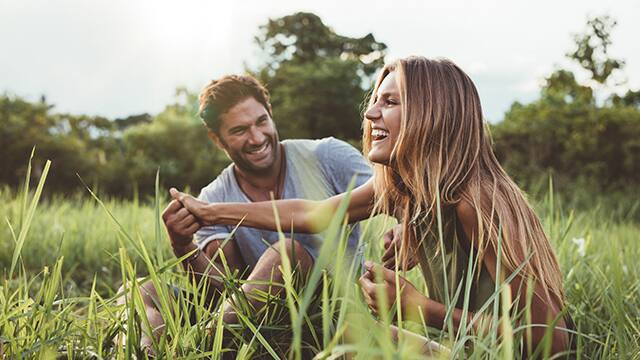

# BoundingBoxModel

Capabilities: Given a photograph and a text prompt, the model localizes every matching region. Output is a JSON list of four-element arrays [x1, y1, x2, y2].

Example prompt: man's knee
[[117, 278, 160, 309], [204, 238, 247, 272], [265, 238, 313, 269]]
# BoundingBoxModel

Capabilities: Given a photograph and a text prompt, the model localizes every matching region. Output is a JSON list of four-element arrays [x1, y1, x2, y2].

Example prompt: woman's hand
[[358, 261, 430, 321], [170, 188, 216, 225], [381, 224, 419, 271]]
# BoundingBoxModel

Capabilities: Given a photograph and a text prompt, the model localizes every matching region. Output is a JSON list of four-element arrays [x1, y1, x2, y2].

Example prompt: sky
[[1, 0, 639, 122]]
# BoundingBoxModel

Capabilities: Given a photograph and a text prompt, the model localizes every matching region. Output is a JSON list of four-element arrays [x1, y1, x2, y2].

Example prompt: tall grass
[[1, 163, 639, 358]]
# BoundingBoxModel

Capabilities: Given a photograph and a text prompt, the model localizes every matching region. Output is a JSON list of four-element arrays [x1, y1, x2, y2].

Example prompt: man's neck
[[233, 144, 285, 198]]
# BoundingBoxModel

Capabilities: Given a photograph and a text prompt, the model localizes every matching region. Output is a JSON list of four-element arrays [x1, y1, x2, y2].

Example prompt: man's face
[[213, 97, 280, 175]]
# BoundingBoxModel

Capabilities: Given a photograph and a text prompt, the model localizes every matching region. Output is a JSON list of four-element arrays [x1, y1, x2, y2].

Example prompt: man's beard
[[225, 134, 280, 176]]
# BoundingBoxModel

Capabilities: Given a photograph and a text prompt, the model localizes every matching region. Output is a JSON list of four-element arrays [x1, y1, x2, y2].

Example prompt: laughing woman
[[173, 56, 573, 355]]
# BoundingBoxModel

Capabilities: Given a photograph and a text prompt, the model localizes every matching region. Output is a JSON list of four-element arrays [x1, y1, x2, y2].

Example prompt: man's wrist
[[172, 241, 197, 258]]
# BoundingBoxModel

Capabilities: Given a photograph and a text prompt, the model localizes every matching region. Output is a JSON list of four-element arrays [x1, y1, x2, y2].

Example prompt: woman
[[173, 56, 572, 354]]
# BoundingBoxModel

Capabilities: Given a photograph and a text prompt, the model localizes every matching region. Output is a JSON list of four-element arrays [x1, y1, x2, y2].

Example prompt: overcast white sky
[[1, 0, 638, 122]]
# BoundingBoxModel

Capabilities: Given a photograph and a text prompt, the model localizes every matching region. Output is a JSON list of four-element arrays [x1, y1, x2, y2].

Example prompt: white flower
[[572, 237, 586, 257]]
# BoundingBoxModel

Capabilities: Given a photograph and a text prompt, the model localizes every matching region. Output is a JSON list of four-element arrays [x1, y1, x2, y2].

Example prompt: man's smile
[[244, 141, 272, 160]]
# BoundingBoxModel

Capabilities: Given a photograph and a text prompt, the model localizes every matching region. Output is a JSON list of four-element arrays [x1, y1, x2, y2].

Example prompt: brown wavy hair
[[362, 56, 565, 307], [198, 74, 272, 133]]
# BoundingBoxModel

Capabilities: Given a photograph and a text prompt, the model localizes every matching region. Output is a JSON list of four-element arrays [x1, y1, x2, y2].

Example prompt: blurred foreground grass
[[1, 173, 639, 358]]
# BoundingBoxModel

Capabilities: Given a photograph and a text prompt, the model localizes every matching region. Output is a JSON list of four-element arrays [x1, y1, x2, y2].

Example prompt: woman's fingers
[[365, 261, 397, 285], [382, 245, 397, 267], [359, 274, 377, 299], [359, 275, 379, 312], [382, 227, 394, 249], [378, 265, 398, 284]]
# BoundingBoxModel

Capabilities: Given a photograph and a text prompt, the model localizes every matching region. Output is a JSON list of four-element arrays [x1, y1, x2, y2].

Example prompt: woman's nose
[[365, 106, 380, 121]]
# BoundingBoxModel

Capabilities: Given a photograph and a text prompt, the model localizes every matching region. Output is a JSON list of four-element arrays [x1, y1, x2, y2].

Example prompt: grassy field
[[1, 169, 639, 359]]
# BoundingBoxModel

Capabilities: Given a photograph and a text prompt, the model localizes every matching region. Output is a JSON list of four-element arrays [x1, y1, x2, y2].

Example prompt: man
[[154, 74, 371, 347]]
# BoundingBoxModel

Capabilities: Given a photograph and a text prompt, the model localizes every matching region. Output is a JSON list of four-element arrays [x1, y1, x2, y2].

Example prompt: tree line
[[1, 13, 638, 199]]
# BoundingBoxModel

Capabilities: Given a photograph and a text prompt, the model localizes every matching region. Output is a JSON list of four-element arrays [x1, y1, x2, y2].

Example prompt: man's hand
[[358, 261, 429, 320], [170, 188, 216, 225], [162, 198, 200, 252], [381, 224, 419, 271]]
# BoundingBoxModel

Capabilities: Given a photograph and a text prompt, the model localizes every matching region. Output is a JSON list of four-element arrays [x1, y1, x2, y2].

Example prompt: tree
[[253, 12, 387, 142], [567, 16, 624, 86], [492, 15, 640, 193], [0, 94, 115, 194]]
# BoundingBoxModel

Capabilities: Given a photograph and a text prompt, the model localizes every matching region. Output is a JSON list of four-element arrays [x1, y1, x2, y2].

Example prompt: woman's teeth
[[371, 129, 389, 140]]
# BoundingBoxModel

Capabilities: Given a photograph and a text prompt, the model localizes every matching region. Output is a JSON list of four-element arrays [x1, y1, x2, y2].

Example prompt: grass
[[1, 163, 639, 359]]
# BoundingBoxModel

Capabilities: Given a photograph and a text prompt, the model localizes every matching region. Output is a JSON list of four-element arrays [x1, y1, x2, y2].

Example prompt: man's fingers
[[176, 192, 201, 213], [175, 207, 190, 220], [163, 199, 183, 216], [176, 213, 197, 228], [185, 222, 200, 235], [169, 187, 183, 201]]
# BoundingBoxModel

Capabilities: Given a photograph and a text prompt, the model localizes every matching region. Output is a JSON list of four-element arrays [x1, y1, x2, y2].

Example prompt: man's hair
[[198, 74, 272, 132]]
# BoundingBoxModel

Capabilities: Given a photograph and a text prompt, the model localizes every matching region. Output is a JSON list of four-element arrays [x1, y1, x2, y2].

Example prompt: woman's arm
[[359, 262, 481, 332], [455, 200, 570, 354], [170, 178, 376, 234], [360, 201, 570, 353]]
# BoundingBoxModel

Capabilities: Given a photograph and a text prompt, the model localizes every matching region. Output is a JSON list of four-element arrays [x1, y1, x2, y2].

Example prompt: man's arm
[[162, 199, 201, 271], [162, 198, 236, 293]]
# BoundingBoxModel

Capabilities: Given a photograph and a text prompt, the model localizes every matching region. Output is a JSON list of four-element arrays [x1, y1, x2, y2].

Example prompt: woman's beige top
[[414, 208, 495, 312]]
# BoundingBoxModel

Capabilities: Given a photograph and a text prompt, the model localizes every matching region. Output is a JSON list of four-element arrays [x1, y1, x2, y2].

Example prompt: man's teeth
[[248, 142, 269, 154], [371, 129, 389, 139]]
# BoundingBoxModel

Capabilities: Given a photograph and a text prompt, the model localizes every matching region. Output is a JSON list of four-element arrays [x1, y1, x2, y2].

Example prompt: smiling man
[[150, 74, 371, 347]]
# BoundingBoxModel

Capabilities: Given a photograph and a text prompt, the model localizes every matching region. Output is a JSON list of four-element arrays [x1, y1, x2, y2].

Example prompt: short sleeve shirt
[[194, 137, 372, 268]]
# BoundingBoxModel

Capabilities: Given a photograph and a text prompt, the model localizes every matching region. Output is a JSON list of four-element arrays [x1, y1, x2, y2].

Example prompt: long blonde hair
[[363, 56, 565, 307]]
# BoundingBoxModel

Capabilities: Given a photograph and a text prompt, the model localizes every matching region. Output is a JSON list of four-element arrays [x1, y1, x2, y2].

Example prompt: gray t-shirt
[[194, 137, 372, 268]]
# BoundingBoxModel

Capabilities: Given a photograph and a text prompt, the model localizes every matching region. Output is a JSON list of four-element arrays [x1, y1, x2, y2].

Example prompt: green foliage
[[1, 163, 639, 358], [492, 15, 640, 194], [266, 58, 368, 140], [566, 16, 624, 85], [0, 91, 231, 198], [492, 89, 640, 192], [254, 12, 386, 142], [111, 93, 228, 197], [0, 95, 113, 194], [1, 13, 638, 200], [255, 12, 386, 77]]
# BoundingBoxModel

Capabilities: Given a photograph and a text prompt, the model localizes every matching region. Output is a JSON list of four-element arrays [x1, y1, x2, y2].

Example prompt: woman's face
[[365, 71, 402, 165]]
